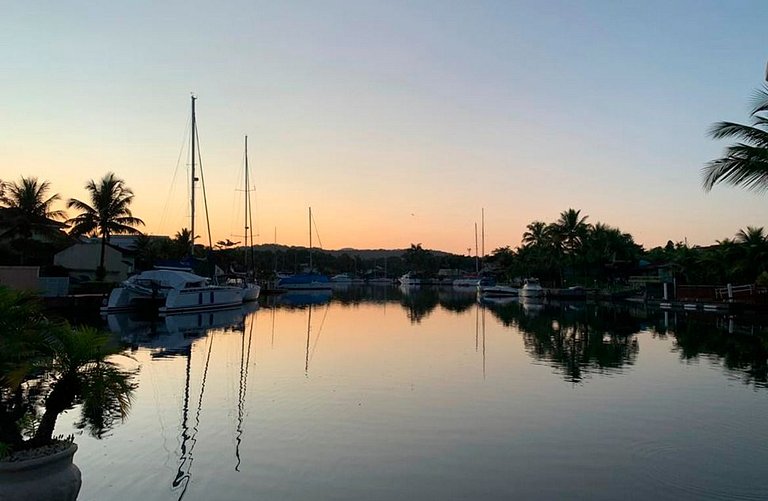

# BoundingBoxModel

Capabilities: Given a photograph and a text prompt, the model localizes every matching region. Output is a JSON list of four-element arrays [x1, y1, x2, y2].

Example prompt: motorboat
[[398, 272, 422, 286], [519, 278, 546, 298], [102, 268, 243, 314]]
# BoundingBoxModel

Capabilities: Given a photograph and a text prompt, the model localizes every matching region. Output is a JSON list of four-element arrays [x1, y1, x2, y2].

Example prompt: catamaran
[[103, 96, 243, 314]]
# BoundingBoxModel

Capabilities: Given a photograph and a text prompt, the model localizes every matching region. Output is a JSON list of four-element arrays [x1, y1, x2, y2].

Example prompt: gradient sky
[[3, 1, 768, 254]]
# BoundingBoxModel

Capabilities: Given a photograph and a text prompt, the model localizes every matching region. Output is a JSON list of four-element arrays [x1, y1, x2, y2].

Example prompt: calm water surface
[[58, 287, 768, 500]]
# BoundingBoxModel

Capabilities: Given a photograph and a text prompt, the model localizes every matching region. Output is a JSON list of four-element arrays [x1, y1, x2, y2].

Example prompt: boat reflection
[[107, 303, 258, 357], [265, 289, 332, 308]]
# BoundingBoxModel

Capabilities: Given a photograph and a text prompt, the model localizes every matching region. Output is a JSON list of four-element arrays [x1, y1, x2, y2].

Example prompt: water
[[58, 287, 768, 500]]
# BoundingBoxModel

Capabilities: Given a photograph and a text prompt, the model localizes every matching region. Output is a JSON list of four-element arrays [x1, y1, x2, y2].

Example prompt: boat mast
[[308, 207, 313, 271], [474, 222, 479, 274], [481, 207, 485, 274], [190, 95, 197, 258], [244, 135, 250, 273]]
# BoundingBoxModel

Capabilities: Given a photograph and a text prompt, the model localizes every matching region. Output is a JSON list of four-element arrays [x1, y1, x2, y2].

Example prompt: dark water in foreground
[[58, 287, 768, 500]]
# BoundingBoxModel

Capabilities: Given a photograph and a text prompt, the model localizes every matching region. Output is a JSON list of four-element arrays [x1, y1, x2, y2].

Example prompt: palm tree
[[173, 228, 195, 258], [67, 173, 144, 277], [703, 85, 768, 192], [554, 208, 590, 256], [732, 226, 768, 281], [0, 288, 137, 451], [521, 221, 550, 248], [0, 176, 66, 239]]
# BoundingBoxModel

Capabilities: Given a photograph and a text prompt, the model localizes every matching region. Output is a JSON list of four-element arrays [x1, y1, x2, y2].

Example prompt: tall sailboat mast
[[244, 135, 251, 272], [481, 207, 485, 273], [474, 222, 479, 274], [308, 207, 313, 271], [190, 95, 197, 258]]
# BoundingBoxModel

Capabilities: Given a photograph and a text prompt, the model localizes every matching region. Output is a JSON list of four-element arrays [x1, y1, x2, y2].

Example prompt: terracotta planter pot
[[0, 443, 82, 501]]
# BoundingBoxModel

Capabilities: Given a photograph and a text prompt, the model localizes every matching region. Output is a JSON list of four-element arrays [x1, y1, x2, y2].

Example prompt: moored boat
[[399, 272, 422, 286], [519, 278, 545, 298], [103, 268, 243, 314]]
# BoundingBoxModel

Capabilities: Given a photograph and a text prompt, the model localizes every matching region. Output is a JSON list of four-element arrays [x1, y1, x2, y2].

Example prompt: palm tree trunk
[[100, 233, 107, 270], [30, 375, 78, 447]]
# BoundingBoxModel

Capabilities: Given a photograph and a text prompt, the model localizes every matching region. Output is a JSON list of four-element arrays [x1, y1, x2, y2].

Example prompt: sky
[[3, 0, 768, 255]]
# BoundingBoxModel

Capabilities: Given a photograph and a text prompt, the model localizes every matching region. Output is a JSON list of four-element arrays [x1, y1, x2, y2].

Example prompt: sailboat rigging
[[102, 96, 245, 313], [225, 135, 261, 301], [276, 208, 331, 290]]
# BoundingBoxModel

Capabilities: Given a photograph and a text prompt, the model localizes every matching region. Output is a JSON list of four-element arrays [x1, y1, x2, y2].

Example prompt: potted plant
[[0, 287, 137, 501]]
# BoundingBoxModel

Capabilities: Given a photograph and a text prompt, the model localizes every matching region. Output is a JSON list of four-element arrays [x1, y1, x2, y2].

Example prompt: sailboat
[[103, 95, 243, 314], [225, 135, 261, 302], [277, 207, 331, 290]]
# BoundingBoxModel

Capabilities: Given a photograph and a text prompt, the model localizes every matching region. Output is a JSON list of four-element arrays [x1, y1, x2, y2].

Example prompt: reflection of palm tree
[[67, 173, 144, 275], [704, 85, 768, 192], [484, 300, 640, 383], [398, 287, 440, 323], [672, 317, 768, 388]]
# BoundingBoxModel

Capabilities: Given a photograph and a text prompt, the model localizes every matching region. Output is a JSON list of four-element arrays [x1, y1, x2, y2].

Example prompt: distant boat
[[331, 273, 353, 283], [277, 208, 331, 290], [519, 278, 545, 298], [399, 272, 422, 286]]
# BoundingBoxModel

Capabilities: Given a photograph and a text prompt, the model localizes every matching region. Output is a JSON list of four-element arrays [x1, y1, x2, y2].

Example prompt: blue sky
[[3, 1, 768, 252]]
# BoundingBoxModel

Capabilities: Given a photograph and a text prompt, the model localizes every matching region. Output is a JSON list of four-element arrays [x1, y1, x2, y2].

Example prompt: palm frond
[[702, 143, 768, 192], [708, 121, 768, 146]]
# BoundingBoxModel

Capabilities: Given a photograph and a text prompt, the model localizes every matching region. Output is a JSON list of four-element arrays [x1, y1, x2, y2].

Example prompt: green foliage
[[704, 85, 768, 192], [66, 172, 145, 272], [0, 287, 137, 450]]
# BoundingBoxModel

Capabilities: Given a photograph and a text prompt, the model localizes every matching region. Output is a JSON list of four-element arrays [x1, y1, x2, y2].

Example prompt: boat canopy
[[127, 269, 209, 289]]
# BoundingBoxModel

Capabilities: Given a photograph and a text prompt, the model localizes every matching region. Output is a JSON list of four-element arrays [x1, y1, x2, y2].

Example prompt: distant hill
[[252, 244, 453, 259]]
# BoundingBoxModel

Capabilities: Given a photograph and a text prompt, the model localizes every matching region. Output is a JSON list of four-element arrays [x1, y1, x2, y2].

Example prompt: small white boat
[[331, 273, 353, 283], [103, 268, 243, 314], [398, 272, 422, 286], [519, 278, 545, 298], [224, 274, 261, 302]]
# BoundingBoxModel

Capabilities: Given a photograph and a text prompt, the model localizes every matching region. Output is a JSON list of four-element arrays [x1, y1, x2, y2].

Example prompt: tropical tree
[[67, 173, 144, 278], [553, 208, 590, 256], [733, 226, 768, 281], [173, 228, 195, 258], [0, 176, 66, 240], [521, 221, 550, 248], [703, 85, 768, 192], [0, 287, 137, 453]]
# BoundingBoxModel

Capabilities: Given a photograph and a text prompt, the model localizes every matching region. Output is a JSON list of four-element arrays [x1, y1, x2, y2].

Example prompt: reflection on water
[[60, 287, 768, 500]]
